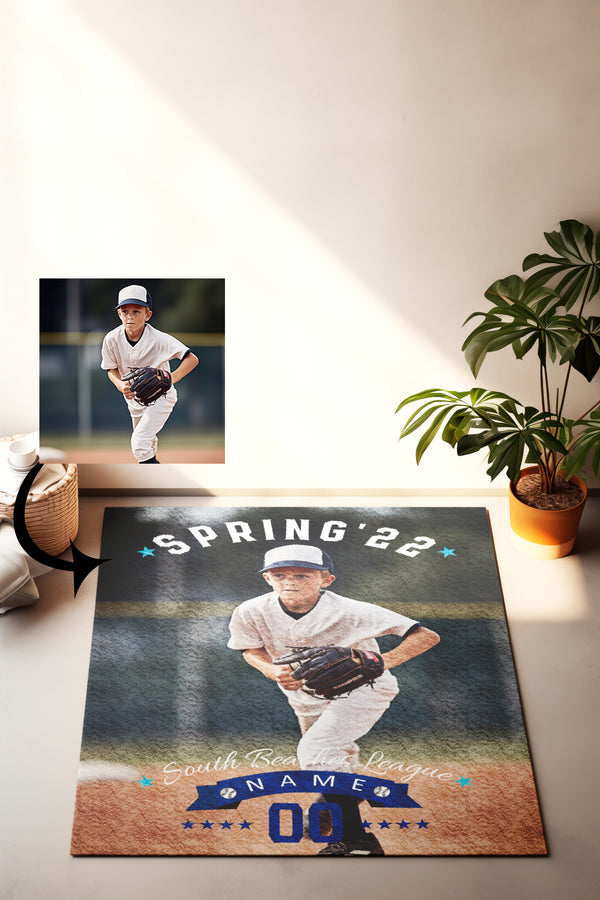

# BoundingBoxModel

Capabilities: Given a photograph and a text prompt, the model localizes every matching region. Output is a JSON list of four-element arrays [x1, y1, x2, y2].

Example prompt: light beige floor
[[1, 494, 598, 900]]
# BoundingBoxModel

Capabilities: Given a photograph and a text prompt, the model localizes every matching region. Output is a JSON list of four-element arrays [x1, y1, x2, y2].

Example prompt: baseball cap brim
[[259, 559, 332, 573], [115, 299, 150, 309]]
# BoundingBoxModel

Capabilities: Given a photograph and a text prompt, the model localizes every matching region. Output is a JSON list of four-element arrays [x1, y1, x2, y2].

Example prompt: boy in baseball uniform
[[101, 285, 199, 463], [228, 544, 440, 856]]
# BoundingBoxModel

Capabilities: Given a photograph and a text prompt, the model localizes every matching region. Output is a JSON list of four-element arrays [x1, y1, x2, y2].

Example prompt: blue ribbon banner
[[187, 770, 421, 811]]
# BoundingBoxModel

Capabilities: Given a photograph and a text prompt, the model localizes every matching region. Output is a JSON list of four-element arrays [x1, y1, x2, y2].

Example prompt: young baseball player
[[101, 284, 198, 463], [227, 544, 440, 856]]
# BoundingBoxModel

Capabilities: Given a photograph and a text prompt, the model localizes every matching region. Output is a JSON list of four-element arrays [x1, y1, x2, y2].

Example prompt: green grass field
[[42, 430, 224, 450]]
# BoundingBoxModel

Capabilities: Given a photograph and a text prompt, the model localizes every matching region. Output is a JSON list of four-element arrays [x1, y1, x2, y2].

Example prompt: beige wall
[[1, 0, 599, 491]]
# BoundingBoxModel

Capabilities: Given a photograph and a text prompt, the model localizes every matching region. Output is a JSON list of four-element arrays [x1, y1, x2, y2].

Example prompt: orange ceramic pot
[[508, 466, 588, 559]]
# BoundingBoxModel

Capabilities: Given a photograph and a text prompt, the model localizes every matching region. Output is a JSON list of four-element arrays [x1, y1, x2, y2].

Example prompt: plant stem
[[577, 398, 600, 420], [545, 275, 596, 492], [538, 346, 555, 492], [556, 362, 573, 424], [543, 362, 552, 414], [557, 277, 594, 423]]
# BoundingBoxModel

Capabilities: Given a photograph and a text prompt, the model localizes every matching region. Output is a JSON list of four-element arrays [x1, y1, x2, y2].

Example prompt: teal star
[[182, 820, 195, 830], [438, 547, 456, 558], [137, 777, 153, 787], [138, 547, 155, 557], [456, 777, 471, 787]]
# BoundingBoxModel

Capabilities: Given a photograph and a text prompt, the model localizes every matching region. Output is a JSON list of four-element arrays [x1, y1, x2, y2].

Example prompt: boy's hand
[[119, 380, 135, 399], [241, 648, 304, 690], [274, 664, 304, 691], [107, 369, 135, 398]]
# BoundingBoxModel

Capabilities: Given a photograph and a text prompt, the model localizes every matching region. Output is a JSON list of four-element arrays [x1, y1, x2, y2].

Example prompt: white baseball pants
[[128, 391, 177, 462], [293, 679, 399, 773]]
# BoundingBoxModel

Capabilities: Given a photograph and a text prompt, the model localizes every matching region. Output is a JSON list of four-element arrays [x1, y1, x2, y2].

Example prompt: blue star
[[137, 777, 153, 787], [438, 547, 456, 558], [456, 777, 471, 787], [417, 820, 429, 829], [379, 820, 391, 829], [361, 819, 372, 829], [201, 820, 213, 829], [239, 820, 252, 829], [138, 547, 155, 558], [398, 821, 410, 829], [221, 821, 232, 830], [182, 820, 195, 830]]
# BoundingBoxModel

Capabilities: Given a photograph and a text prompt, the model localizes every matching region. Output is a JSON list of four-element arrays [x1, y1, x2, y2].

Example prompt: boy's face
[[263, 566, 335, 608], [118, 304, 152, 340]]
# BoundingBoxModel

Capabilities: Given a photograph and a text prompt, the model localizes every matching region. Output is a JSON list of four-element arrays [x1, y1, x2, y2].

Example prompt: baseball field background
[[39, 278, 225, 464], [71, 506, 546, 856]]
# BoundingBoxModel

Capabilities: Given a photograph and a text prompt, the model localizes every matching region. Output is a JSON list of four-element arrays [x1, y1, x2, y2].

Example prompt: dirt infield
[[71, 761, 547, 856]]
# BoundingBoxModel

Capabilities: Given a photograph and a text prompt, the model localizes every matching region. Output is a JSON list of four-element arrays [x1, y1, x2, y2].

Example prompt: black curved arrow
[[13, 462, 109, 595]]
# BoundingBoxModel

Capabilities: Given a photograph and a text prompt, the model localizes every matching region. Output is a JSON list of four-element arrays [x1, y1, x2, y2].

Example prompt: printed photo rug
[[71, 506, 547, 856]]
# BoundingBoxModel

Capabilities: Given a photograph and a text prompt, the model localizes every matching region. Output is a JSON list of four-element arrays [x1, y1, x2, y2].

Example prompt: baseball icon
[[220, 787, 237, 800], [373, 785, 391, 799]]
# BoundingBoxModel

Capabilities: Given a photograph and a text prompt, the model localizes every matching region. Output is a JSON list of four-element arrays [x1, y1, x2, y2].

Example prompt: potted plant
[[396, 219, 600, 558]]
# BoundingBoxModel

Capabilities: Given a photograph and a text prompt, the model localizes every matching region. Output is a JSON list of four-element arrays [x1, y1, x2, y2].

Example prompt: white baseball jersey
[[101, 323, 190, 412], [101, 322, 190, 375], [228, 589, 419, 713]]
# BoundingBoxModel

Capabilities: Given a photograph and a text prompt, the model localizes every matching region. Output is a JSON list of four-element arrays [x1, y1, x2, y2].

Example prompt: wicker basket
[[0, 436, 79, 555]]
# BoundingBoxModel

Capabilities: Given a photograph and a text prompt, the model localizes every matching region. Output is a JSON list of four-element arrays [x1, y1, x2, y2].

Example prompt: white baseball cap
[[259, 545, 334, 573], [115, 284, 152, 309]]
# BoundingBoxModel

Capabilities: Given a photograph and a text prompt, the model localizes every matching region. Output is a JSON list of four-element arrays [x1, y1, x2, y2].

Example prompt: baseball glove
[[122, 366, 172, 405], [273, 645, 385, 700]]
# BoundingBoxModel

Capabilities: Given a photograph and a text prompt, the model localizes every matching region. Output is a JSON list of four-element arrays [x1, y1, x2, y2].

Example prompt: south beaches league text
[[163, 748, 455, 786]]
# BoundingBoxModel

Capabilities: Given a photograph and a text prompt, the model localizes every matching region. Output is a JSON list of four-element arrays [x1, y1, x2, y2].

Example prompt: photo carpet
[[71, 506, 546, 857]]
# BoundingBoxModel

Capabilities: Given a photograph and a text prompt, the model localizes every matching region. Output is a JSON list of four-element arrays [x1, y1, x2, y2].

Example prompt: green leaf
[[560, 423, 600, 478], [399, 404, 446, 439], [484, 275, 526, 304], [527, 429, 568, 455], [394, 384, 578, 482], [556, 266, 589, 310], [522, 264, 568, 292], [521, 220, 600, 308], [395, 387, 521, 466], [462, 327, 524, 377], [486, 434, 526, 482], [560, 219, 594, 261], [520, 332, 539, 356], [442, 411, 474, 446], [522, 254, 565, 272], [395, 389, 467, 414], [456, 432, 500, 455], [415, 408, 454, 463], [572, 334, 600, 381]]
